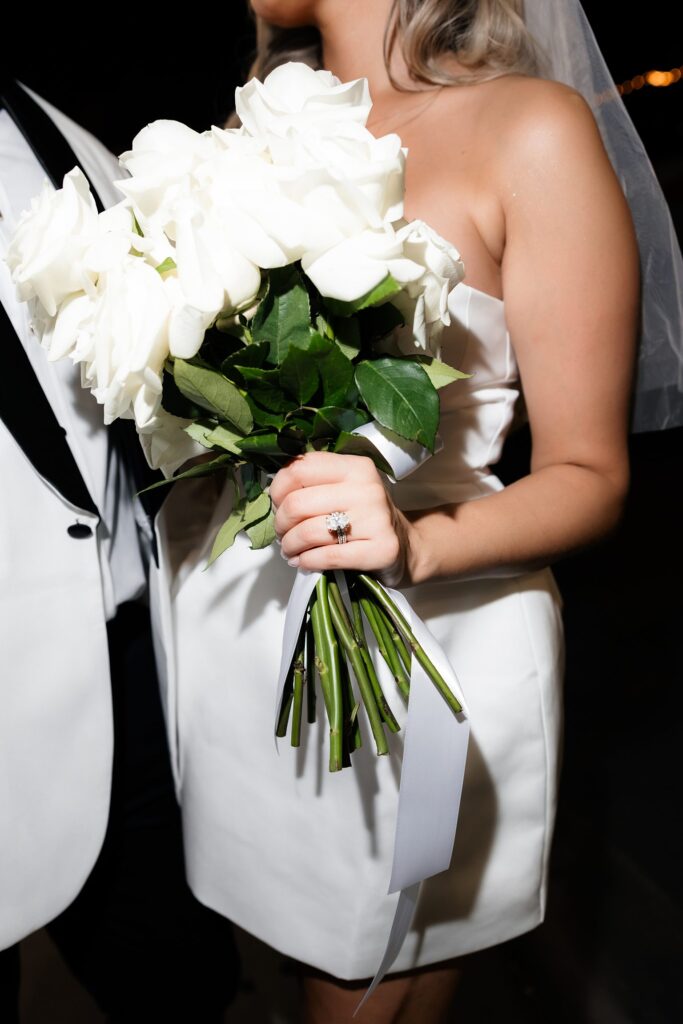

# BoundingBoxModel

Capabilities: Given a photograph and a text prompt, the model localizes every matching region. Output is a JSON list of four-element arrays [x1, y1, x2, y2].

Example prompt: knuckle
[[368, 482, 387, 506], [328, 546, 346, 569], [385, 535, 401, 565], [281, 490, 303, 522], [300, 518, 320, 545]]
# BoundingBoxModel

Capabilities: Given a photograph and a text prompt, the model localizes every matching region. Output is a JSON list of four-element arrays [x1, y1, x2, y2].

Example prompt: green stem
[[350, 591, 401, 733], [310, 596, 333, 720], [313, 576, 345, 772], [360, 595, 410, 701], [358, 574, 463, 716], [276, 667, 294, 738], [339, 656, 358, 764], [327, 579, 389, 756], [377, 603, 412, 673], [305, 613, 317, 725], [290, 627, 305, 748]]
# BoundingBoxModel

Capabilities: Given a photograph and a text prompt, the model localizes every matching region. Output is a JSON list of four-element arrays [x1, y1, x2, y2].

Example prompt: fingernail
[[288, 558, 300, 568]]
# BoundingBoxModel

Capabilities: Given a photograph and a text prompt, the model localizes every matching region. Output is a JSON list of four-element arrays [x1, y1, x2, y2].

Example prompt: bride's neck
[[317, 0, 405, 100]]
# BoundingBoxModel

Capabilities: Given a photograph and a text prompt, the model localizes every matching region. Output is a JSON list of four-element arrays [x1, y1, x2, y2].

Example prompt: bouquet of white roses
[[7, 62, 468, 772]]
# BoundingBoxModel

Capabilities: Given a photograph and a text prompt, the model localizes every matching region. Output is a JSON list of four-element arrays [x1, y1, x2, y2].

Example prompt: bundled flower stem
[[8, 61, 469, 776], [277, 571, 463, 771]]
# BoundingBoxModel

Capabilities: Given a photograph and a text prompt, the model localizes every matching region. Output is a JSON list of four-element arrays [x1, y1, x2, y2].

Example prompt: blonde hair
[[248, 0, 539, 89]]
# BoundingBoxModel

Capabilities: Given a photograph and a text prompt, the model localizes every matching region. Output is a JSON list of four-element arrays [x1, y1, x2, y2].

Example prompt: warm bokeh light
[[618, 65, 683, 95]]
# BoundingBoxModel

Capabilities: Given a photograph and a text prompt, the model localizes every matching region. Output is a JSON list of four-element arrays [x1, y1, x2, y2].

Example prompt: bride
[[157, 1, 640, 1021]]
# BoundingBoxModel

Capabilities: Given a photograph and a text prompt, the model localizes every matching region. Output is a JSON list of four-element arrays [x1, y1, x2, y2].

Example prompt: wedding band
[[326, 511, 350, 545]]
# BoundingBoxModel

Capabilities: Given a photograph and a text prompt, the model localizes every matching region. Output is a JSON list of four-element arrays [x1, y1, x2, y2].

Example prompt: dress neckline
[[459, 282, 504, 306]]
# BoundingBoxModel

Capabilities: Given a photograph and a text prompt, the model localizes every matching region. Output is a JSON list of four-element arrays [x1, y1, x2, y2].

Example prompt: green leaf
[[417, 356, 472, 390], [315, 312, 335, 341], [283, 415, 314, 438], [238, 367, 297, 414], [277, 425, 308, 456], [246, 508, 277, 550], [251, 266, 311, 363], [199, 328, 245, 369], [312, 406, 369, 440], [156, 256, 177, 275], [354, 357, 439, 451], [207, 490, 272, 565], [302, 333, 355, 406], [162, 369, 202, 420], [320, 347, 356, 406], [174, 359, 253, 434], [280, 346, 319, 405], [205, 423, 243, 453], [330, 317, 361, 360], [139, 454, 232, 494], [333, 432, 394, 476], [184, 420, 217, 449], [236, 432, 283, 457], [322, 274, 401, 318], [221, 341, 269, 378], [241, 465, 263, 501], [246, 396, 286, 430]]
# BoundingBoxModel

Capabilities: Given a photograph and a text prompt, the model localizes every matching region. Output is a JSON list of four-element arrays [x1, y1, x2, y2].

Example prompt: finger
[[270, 452, 375, 508], [274, 481, 385, 538], [280, 508, 387, 559], [291, 538, 402, 574]]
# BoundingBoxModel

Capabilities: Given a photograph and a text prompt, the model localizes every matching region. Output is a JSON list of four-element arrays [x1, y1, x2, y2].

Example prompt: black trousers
[[0, 601, 239, 1023]]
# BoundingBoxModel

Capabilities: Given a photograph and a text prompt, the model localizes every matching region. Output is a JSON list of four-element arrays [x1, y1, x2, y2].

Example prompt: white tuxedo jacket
[[0, 87, 136, 949]]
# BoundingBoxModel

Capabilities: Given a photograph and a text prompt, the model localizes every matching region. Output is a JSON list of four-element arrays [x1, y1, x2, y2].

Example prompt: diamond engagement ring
[[326, 511, 350, 544]]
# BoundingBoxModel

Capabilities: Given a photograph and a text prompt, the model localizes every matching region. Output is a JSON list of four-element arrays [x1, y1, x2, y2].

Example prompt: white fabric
[[152, 281, 565, 978], [0, 89, 142, 949], [525, 0, 683, 433], [0, 93, 147, 616]]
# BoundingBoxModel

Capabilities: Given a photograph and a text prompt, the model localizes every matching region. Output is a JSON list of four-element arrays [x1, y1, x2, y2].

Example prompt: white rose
[[6, 167, 100, 316], [200, 132, 345, 262], [302, 225, 425, 303], [269, 122, 406, 231], [391, 220, 465, 353], [235, 62, 371, 139], [167, 196, 262, 356], [40, 291, 97, 363], [78, 256, 172, 429], [234, 63, 406, 234], [115, 120, 215, 234], [137, 408, 207, 478]]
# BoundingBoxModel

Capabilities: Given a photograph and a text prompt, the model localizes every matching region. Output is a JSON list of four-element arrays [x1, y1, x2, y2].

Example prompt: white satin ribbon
[[273, 421, 470, 1010], [351, 420, 444, 483]]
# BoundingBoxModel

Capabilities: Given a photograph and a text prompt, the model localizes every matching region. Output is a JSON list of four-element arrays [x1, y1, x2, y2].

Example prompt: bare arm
[[404, 85, 639, 584], [272, 84, 640, 586]]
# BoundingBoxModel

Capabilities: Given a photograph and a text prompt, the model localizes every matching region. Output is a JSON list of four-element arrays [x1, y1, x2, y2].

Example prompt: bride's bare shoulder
[[452, 73, 606, 164]]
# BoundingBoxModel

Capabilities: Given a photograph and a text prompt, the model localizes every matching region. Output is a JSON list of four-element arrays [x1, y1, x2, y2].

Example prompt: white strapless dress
[[152, 282, 565, 979]]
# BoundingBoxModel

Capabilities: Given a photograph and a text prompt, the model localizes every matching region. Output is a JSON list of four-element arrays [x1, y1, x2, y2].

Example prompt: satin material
[[152, 281, 565, 978], [0, 91, 142, 949]]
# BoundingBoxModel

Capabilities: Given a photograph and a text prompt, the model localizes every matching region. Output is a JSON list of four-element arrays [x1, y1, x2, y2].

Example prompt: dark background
[[6, 4, 682, 1022]]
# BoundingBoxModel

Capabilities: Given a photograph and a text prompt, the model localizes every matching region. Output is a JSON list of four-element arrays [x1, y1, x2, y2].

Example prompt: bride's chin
[[249, 0, 319, 28]]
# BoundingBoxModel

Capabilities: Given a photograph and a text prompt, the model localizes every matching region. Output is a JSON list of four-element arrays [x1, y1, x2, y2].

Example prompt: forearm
[[404, 463, 628, 585]]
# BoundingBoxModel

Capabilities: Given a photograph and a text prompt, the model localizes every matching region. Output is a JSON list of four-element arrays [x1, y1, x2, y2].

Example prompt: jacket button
[[67, 523, 93, 539]]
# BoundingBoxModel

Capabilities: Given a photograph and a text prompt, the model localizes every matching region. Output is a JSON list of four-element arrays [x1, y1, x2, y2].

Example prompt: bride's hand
[[270, 451, 414, 587]]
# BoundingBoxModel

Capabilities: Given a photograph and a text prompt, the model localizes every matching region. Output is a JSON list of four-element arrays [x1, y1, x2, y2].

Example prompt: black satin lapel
[[0, 79, 104, 211], [0, 303, 98, 515], [0, 81, 102, 515]]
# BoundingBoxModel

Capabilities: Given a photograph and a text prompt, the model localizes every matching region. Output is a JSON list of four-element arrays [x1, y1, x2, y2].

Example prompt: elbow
[[593, 460, 631, 541]]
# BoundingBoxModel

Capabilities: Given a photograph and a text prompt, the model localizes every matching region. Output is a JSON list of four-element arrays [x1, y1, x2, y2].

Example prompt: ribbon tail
[[353, 884, 420, 1017]]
